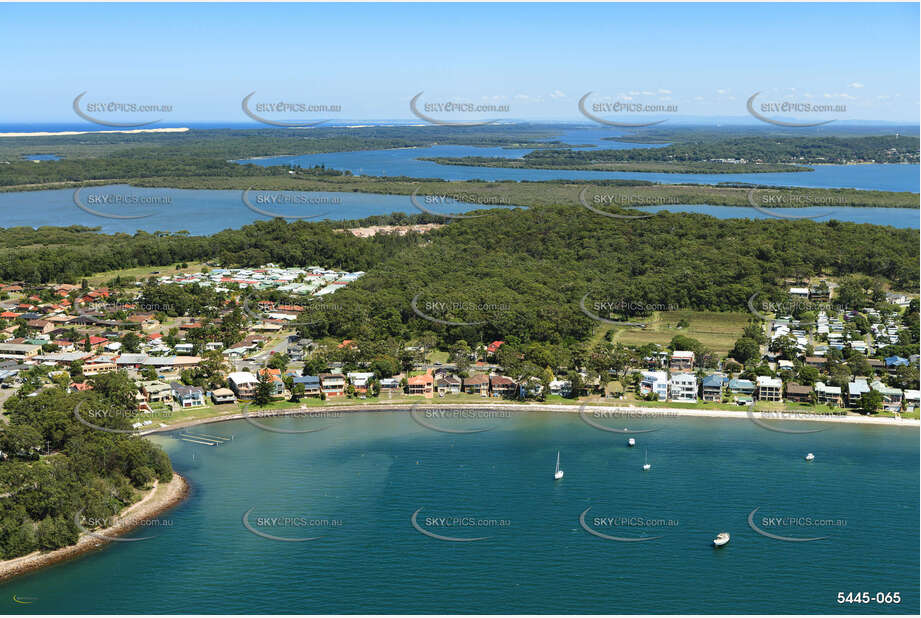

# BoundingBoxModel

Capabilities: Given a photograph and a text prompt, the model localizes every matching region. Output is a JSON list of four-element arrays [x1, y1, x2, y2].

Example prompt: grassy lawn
[[608, 310, 750, 356], [85, 261, 208, 286]]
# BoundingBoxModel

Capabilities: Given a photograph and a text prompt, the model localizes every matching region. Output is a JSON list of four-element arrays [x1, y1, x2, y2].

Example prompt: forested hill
[[2, 207, 916, 347]]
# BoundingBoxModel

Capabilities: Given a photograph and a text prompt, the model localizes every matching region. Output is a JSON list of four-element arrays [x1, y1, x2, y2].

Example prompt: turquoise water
[[2, 411, 917, 614], [0, 184, 916, 235]]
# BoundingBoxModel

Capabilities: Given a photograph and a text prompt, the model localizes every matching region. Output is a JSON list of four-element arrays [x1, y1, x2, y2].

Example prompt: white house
[[640, 371, 669, 400], [669, 373, 697, 402]]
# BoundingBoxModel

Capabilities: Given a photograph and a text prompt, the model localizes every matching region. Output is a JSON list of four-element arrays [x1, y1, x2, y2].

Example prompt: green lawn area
[[608, 310, 750, 356], [86, 261, 208, 286]]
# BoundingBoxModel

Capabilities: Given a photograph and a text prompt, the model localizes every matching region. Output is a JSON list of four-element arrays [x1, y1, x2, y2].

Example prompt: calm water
[[241, 128, 920, 193], [2, 411, 917, 614], [0, 184, 917, 234]]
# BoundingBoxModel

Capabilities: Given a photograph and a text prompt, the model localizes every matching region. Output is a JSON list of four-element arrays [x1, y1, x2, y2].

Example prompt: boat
[[713, 532, 730, 547], [628, 437, 636, 447], [805, 452, 815, 461], [643, 448, 651, 471], [554, 451, 564, 480]]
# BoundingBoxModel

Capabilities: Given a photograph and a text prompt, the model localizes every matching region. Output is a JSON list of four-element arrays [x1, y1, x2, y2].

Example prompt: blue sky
[[0, 2, 918, 124]]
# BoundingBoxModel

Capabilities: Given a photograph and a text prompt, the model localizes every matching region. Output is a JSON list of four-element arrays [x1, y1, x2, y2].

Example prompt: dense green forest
[[0, 373, 173, 560], [1, 207, 917, 344]]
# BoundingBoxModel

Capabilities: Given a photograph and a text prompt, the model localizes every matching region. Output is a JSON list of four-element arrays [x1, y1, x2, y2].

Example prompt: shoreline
[[0, 127, 190, 138], [0, 473, 188, 584], [141, 401, 920, 436]]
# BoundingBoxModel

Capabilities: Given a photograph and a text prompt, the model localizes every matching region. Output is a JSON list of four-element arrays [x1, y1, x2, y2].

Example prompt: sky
[[0, 2, 918, 125]]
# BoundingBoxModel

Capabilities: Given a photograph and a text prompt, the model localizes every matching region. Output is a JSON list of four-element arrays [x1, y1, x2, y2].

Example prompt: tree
[[254, 371, 273, 406], [290, 382, 305, 402], [730, 337, 760, 365], [859, 390, 882, 415]]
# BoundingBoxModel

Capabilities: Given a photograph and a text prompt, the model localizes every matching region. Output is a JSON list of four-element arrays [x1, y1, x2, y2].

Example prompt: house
[[549, 379, 572, 397], [847, 379, 870, 407], [210, 388, 236, 405], [463, 374, 490, 396], [756, 376, 783, 401], [701, 374, 727, 402], [670, 350, 695, 371], [292, 375, 322, 397], [347, 372, 375, 394], [174, 343, 194, 355], [170, 383, 205, 408], [407, 372, 434, 397], [0, 343, 41, 358], [904, 390, 920, 412], [871, 381, 903, 412], [785, 382, 813, 403], [639, 371, 669, 400], [489, 375, 517, 398], [258, 368, 286, 397], [227, 371, 259, 399], [379, 377, 401, 393], [319, 373, 346, 397], [885, 356, 909, 374], [814, 382, 842, 406], [728, 378, 755, 396], [804, 356, 827, 369], [139, 380, 172, 403], [867, 358, 886, 374], [669, 373, 697, 402], [436, 375, 462, 396]]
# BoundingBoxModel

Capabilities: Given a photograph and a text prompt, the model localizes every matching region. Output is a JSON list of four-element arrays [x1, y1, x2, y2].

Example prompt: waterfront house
[[319, 373, 346, 398], [549, 379, 572, 397], [170, 383, 205, 408], [436, 375, 462, 396], [814, 382, 843, 406], [258, 368, 286, 397], [228, 371, 259, 399], [139, 380, 172, 404], [407, 372, 435, 397], [903, 390, 920, 412], [210, 388, 236, 405], [669, 373, 697, 402], [347, 371, 376, 394], [847, 379, 870, 407], [463, 374, 490, 396], [379, 377, 401, 393], [701, 374, 727, 402], [871, 381, 903, 412], [785, 382, 813, 403], [728, 378, 755, 397], [639, 371, 669, 400], [670, 350, 695, 371], [756, 376, 783, 402], [292, 375, 322, 397], [489, 375, 518, 398]]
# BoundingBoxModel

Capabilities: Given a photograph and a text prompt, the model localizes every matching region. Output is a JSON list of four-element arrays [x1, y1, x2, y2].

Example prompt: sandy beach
[[0, 127, 189, 138], [0, 473, 188, 583], [141, 401, 920, 437]]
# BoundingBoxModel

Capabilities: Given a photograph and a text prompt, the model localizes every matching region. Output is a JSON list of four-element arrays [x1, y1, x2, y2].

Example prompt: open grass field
[[607, 309, 751, 356], [85, 261, 207, 286]]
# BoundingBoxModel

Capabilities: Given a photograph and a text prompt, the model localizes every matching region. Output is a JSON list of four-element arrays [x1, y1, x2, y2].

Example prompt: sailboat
[[643, 448, 651, 471], [554, 451, 564, 480], [805, 452, 815, 461]]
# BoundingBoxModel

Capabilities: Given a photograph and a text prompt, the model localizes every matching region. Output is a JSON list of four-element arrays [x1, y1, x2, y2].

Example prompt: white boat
[[554, 451, 564, 480], [643, 448, 651, 471], [628, 437, 636, 447], [713, 532, 730, 547], [805, 452, 815, 461]]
